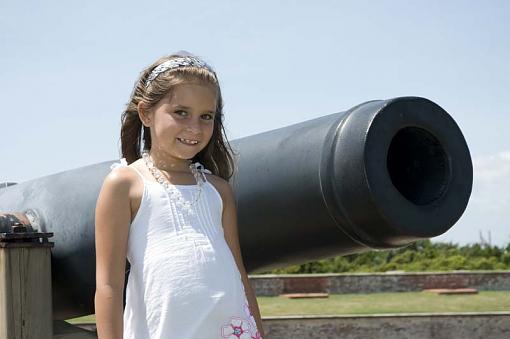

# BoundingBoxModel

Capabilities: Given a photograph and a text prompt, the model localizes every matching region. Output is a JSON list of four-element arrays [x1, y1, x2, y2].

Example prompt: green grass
[[257, 291, 510, 316], [67, 291, 510, 324]]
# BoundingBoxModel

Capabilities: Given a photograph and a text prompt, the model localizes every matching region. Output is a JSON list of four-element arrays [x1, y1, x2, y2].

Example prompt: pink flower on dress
[[221, 317, 252, 339]]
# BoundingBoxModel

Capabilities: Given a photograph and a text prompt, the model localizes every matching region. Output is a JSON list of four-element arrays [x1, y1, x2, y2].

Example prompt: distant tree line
[[261, 240, 510, 274]]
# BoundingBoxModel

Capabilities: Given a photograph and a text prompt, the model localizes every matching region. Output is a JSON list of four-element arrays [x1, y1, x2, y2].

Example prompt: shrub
[[260, 240, 510, 274]]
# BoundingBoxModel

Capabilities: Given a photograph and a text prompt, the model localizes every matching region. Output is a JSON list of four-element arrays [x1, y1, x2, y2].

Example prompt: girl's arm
[[214, 177, 266, 338], [94, 168, 133, 339]]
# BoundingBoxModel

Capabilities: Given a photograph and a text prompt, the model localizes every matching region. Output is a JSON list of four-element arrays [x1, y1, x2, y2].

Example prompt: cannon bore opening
[[386, 127, 450, 206]]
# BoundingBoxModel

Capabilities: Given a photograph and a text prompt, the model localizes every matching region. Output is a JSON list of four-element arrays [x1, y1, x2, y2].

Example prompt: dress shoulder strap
[[193, 162, 212, 183], [110, 158, 128, 170]]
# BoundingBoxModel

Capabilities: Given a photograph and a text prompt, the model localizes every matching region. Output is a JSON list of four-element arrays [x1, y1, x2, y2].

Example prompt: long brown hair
[[120, 53, 235, 180]]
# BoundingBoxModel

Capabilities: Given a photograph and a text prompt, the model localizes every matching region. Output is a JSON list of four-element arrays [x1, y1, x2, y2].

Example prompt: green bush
[[259, 240, 510, 274]]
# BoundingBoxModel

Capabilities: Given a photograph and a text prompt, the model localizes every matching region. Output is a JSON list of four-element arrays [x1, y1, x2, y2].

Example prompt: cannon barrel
[[231, 96, 472, 272], [0, 96, 472, 319]]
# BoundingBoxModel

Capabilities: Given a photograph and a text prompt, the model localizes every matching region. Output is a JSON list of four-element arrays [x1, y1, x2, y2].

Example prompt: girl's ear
[[137, 101, 152, 127]]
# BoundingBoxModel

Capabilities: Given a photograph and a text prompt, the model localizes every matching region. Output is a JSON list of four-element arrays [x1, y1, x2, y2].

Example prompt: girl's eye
[[173, 110, 214, 121]]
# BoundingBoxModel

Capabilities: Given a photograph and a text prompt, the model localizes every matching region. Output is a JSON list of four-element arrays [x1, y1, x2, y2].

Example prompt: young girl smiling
[[94, 52, 264, 339]]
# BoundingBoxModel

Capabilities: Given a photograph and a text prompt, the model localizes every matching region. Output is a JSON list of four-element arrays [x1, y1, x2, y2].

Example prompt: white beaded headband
[[145, 56, 217, 88]]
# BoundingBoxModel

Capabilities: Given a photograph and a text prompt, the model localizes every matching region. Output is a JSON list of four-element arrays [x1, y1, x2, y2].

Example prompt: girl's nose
[[185, 119, 201, 134]]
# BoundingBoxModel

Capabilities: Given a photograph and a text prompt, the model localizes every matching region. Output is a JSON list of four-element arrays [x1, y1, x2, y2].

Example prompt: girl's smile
[[176, 137, 199, 145]]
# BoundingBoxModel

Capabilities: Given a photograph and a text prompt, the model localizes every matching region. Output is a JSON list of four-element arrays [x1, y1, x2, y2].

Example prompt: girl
[[94, 52, 265, 339]]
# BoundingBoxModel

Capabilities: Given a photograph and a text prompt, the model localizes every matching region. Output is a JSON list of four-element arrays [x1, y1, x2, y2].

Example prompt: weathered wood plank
[[0, 246, 52, 338]]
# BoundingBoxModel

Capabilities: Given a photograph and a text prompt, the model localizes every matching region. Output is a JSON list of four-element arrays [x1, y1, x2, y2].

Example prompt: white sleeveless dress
[[110, 159, 261, 339]]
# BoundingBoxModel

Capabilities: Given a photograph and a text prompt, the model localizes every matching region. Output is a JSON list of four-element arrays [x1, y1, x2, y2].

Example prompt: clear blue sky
[[1, 0, 509, 245]]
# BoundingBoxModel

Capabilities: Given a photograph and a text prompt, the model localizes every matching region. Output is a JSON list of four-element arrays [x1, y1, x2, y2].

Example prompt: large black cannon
[[0, 96, 472, 320]]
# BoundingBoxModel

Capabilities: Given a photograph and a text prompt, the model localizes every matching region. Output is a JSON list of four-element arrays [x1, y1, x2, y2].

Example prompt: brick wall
[[249, 271, 510, 296]]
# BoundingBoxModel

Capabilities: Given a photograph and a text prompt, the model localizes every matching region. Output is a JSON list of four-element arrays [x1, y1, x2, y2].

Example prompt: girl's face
[[145, 83, 217, 166]]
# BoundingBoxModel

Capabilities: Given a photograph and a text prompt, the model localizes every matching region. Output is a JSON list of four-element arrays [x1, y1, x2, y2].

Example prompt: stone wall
[[249, 271, 510, 296], [262, 312, 510, 339]]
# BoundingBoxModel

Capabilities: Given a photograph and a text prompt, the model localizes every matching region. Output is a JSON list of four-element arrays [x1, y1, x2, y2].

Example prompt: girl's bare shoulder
[[205, 173, 227, 189], [102, 160, 145, 197], [205, 174, 235, 205], [104, 166, 136, 189]]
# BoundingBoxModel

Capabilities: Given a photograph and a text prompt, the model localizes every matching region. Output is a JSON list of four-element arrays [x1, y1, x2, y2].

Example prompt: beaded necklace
[[142, 151, 204, 211]]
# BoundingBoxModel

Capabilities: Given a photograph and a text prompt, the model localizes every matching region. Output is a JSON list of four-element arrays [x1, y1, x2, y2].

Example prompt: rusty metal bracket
[[0, 213, 54, 248]]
